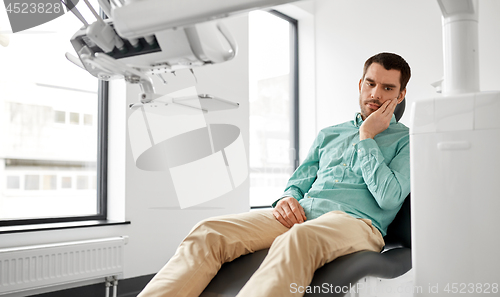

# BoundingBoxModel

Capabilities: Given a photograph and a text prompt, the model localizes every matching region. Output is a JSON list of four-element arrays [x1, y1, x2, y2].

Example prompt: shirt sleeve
[[356, 136, 410, 210], [271, 132, 322, 207]]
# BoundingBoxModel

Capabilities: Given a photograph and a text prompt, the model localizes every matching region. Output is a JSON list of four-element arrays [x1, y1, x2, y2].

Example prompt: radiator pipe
[[105, 279, 111, 297], [112, 276, 119, 297]]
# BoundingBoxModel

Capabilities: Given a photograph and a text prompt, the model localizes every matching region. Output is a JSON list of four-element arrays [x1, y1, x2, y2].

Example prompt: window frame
[[269, 10, 299, 170], [0, 80, 109, 227], [249, 10, 299, 209], [0, 7, 110, 227]]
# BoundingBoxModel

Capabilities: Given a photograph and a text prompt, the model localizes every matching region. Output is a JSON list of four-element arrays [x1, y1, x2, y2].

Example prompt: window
[[54, 110, 66, 124], [84, 114, 93, 126], [6, 176, 20, 189], [0, 2, 108, 224], [70, 112, 80, 125], [249, 10, 299, 208]]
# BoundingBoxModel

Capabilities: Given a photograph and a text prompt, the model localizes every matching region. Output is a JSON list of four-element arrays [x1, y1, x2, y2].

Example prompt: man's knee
[[276, 223, 316, 243], [275, 219, 352, 247], [189, 218, 225, 240], [189, 217, 247, 248]]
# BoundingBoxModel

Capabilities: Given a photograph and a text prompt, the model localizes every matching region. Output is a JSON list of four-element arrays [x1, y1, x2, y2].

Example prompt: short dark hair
[[362, 53, 411, 92]]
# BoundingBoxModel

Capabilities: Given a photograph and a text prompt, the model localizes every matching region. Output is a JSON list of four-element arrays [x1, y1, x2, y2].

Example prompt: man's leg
[[137, 210, 289, 297], [236, 211, 385, 297]]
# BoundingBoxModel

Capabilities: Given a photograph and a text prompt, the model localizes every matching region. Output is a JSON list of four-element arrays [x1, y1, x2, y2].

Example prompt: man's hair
[[362, 52, 411, 92]]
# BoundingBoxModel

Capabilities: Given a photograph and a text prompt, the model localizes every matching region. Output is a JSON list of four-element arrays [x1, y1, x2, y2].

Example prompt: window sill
[[0, 220, 130, 235]]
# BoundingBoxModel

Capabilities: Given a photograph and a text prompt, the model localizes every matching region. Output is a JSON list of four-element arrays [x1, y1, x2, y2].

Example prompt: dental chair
[[200, 99, 411, 297]]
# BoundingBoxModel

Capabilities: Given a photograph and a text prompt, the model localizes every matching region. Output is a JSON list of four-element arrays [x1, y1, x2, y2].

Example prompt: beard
[[359, 97, 382, 120]]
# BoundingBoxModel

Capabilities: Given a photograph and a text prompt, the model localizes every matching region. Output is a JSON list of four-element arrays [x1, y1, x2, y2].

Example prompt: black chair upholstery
[[394, 97, 405, 122], [304, 194, 412, 296], [199, 100, 410, 296], [200, 194, 412, 297]]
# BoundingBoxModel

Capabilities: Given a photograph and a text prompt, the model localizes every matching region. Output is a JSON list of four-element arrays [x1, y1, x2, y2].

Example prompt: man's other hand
[[273, 197, 307, 228], [360, 97, 398, 140]]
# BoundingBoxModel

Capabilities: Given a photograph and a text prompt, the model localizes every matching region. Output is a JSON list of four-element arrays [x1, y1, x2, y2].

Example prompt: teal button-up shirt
[[273, 113, 410, 236]]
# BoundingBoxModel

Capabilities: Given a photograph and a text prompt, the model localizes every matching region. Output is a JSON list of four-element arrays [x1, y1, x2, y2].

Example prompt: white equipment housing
[[66, 0, 296, 107], [70, 19, 237, 79], [111, 0, 296, 39], [410, 0, 500, 295]]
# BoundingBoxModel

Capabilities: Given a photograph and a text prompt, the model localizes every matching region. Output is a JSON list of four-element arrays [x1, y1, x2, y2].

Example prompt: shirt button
[[352, 143, 356, 146], [358, 149, 361, 153], [335, 180, 339, 182], [343, 163, 347, 166]]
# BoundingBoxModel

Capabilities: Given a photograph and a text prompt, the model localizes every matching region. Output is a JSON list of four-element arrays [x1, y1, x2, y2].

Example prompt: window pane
[[76, 175, 89, 190], [0, 2, 101, 220], [42, 175, 57, 190], [249, 11, 295, 207], [61, 176, 72, 189], [25, 175, 40, 190], [84, 114, 93, 126], [70, 112, 80, 125], [54, 110, 66, 124], [7, 176, 20, 189]]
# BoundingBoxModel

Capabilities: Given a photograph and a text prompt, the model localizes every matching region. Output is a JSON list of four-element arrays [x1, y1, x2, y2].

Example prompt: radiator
[[0, 236, 128, 296]]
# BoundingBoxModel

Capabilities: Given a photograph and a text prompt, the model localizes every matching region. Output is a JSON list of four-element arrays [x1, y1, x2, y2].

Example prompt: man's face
[[358, 62, 406, 120]]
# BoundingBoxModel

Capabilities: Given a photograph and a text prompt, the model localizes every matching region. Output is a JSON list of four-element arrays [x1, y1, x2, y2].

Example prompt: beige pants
[[137, 210, 385, 297]]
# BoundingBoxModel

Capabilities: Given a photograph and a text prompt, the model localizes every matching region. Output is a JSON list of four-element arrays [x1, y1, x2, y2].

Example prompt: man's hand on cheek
[[360, 98, 398, 140]]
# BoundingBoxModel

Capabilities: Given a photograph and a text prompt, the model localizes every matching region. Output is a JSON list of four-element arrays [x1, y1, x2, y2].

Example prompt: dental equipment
[[411, 1, 500, 295], [66, 0, 278, 109]]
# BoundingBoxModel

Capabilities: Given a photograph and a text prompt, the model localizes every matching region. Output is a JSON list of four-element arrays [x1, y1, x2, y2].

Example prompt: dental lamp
[[64, 0, 294, 109]]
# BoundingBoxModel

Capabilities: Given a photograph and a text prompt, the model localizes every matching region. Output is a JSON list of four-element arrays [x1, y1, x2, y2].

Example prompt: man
[[138, 52, 411, 297]]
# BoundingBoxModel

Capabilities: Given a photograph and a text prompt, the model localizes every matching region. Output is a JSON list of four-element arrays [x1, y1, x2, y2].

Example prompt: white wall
[[477, 0, 500, 92], [313, 0, 500, 130], [0, 13, 249, 287]]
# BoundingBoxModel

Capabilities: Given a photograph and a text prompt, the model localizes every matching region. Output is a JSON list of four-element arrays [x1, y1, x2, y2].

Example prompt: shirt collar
[[354, 112, 397, 128]]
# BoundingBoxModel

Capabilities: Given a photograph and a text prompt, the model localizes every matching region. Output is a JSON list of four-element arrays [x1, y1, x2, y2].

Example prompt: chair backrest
[[384, 193, 411, 248], [394, 97, 406, 122], [382, 98, 409, 248]]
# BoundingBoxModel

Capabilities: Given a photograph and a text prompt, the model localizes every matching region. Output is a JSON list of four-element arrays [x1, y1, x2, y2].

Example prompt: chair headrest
[[394, 97, 406, 122]]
